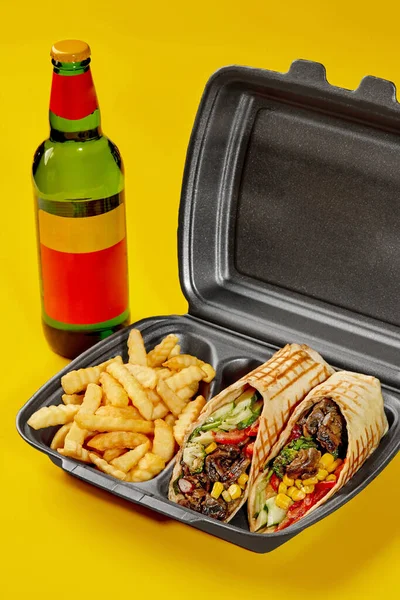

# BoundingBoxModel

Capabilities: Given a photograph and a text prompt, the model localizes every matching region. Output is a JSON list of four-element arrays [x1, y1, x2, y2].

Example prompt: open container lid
[[179, 59, 400, 389]]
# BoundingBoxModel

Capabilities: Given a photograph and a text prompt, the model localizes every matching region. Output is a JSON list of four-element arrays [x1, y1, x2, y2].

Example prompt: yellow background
[[1, 1, 399, 598]]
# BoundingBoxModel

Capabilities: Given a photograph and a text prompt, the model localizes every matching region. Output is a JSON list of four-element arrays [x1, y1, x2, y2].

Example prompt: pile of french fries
[[27, 330, 215, 482]]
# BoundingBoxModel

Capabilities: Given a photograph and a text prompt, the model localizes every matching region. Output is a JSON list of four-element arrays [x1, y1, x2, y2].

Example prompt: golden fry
[[124, 364, 157, 389], [88, 452, 127, 481], [128, 453, 166, 482], [99, 372, 129, 407], [61, 356, 122, 395], [168, 344, 181, 358], [152, 419, 175, 462], [173, 395, 207, 446], [88, 431, 150, 451], [156, 379, 188, 417], [61, 394, 84, 405], [27, 404, 79, 430], [58, 446, 91, 463], [163, 355, 215, 383], [110, 441, 151, 473], [151, 400, 170, 419], [166, 366, 205, 392], [164, 413, 176, 428], [156, 368, 172, 381], [176, 383, 199, 400], [106, 362, 153, 420], [50, 422, 73, 450], [147, 334, 179, 368], [76, 413, 154, 434], [95, 405, 141, 419], [127, 329, 148, 366], [103, 448, 127, 462], [64, 383, 102, 455]]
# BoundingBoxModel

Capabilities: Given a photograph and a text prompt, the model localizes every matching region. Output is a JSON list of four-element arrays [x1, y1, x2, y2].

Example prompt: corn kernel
[[302, 484, 315, 494], [291, 488, 306, 502], [287, 486, 298, 499], [283, 474, 294, 487], [316, 468, 329, 481], [237, 473, 249, 488], [327, 458, 343, 474], [222, 490, 232, 503], [205, 442, 217, 454], [211, 482, 224, 499], [278, 482, 287, 495], [275, 493, 292, 510], [320, 453, 335, 469], [326, 474, 337, 482], [302, 476, 318, 486], [295, 479, 303, 489], [228, 484, 242, 500]]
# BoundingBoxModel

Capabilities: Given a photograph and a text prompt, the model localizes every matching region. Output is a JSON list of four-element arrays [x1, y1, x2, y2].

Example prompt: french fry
[[76, 413, 154, 434], [27, 404, 79, 430], [61, 356, 122, 395], [88, 452, 127, 481], [88, 431, 150, 451], [147, 334, 179, 368], [106, 362, 153, 420], [152, 420, 175, 462], [124, 364, 157, 389], [168, 344, 181, 358], [163, 355, 216, 383], [95, 405, 141, 419], [50, 422, 73, 450], [173, 395, 207, 446], [144, 388, 169, 419], [99, 372, 129, 407], [166, 365, 205, 393], [127, 329, 147, 366], [58, 446, 91, 463], [61, 394, 84, 405], [64, 383, 102, 455], [103, 448, 127, 462], [164, 413, 176, 428], [199, 363, 216, 384], [176, 383, 199, 400], [128, 453, 166, 482], [151, 400, 170, 419], [110, 441, 151, 473], [156, 368, 172, 381], [156, 379, 188, 417]]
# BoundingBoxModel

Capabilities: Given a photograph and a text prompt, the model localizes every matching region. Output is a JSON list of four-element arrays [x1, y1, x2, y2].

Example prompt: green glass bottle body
[[32, 48, 130, 359]]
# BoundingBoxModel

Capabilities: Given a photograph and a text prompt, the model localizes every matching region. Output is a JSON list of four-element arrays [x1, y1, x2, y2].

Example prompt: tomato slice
[[276, 486, 331, 531], [270, 473, 280, 492], [288, 424, 302, 442], [245, 442, 254, 458], [214, 430, 248, 445], [243, 420, 259, 437], [315, 480, 336, 491]]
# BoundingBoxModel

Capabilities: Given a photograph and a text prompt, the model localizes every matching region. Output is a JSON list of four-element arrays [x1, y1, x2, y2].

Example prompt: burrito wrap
[[248, 370, 389, 532], [169, 343, 334, 521]]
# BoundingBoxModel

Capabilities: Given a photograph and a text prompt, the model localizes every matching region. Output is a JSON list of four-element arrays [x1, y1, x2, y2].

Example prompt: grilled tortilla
[[248, 371, 388, 533], [168, 343, 334, 522]]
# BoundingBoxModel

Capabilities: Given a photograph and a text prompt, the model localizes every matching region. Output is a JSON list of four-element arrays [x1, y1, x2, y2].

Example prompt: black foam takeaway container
[[16, 60, 400, 552]]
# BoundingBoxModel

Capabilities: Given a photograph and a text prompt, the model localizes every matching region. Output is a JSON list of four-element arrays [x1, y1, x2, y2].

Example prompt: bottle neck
[[49, 58, 102, 142]]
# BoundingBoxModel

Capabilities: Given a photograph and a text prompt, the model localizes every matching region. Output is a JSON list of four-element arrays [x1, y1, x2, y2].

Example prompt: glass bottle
[[32, 40, 129, 359]]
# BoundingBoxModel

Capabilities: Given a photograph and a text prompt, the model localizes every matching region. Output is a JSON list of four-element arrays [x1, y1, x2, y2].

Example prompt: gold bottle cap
[[50, 40, 91, 63]]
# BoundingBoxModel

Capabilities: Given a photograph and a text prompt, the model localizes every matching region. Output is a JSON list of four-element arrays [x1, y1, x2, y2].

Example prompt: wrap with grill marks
[[168, 343, 334, 522], [248, 371, 388, 533]]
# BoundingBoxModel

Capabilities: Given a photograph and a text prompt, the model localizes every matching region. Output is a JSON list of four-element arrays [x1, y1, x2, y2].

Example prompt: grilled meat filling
[[301, 398, 346, 455]]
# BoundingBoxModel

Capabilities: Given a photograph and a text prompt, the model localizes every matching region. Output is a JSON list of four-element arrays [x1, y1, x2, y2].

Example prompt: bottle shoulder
[[33, 135, 124, 200]]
